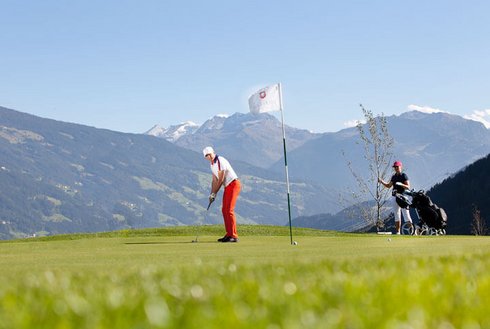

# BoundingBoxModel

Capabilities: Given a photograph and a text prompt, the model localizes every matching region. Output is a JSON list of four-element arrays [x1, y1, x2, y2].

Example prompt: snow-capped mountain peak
[[146, 112, 320, 168], [145, 124, 166, 136], [145, 121, 199, 142]]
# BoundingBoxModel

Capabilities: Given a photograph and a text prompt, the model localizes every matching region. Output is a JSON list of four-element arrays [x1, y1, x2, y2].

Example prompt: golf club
[[192, 199, 214, 243]]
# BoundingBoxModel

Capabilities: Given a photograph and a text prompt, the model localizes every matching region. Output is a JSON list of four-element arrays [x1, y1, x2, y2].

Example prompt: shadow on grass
[[124, 240, 216, 245]]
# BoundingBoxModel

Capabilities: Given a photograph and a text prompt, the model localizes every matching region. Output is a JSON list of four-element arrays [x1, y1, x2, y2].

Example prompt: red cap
[[393, 161, 402, 167]]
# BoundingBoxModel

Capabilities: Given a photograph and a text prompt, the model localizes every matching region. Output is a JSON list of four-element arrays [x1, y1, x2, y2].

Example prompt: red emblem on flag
[[259, 91, 267, 99]]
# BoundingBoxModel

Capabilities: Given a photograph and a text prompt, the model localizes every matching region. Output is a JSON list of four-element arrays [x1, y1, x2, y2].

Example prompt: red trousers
[[222, 179, 241, 238]]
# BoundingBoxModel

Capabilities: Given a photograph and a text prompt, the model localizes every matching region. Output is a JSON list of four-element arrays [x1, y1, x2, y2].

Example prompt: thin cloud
[[464, 109, 490, 128], [343, 119, 364, 128], [407, 104, 448, 114]]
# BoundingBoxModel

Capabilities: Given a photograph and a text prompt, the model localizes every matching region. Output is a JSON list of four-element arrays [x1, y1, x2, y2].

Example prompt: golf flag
[[247, 83, 294, 245], [248, 83, 282, 114]]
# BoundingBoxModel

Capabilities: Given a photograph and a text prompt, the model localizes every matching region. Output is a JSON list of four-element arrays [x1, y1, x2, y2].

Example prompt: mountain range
[[275, 111, 490, 197], [0, 106, 331, 239], [149, 110, 490, 210], [146, 113, 321, 168], [1, 105, 489, 239]]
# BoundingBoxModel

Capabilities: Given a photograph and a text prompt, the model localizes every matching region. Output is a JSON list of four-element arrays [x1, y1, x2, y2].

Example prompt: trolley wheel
[[419, 225, 429, 235], [401, 222, 415, 235], [429, 228, 438, 235]]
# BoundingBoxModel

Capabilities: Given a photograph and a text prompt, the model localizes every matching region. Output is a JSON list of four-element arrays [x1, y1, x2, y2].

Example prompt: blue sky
[[1, 0, 490, 133]]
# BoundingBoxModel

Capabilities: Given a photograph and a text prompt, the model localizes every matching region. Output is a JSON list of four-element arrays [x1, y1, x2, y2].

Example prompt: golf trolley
[[395, 189, 448, 236]]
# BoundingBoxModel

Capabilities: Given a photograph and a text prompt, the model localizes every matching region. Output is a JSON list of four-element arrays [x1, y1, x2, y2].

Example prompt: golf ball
[[293, 241, 298, 245], [388, 238, 392, 242]]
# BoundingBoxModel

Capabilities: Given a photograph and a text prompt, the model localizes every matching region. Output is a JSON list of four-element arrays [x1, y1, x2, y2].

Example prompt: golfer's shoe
[[217, 235, 229, 242], [218, 236, 239, 243]]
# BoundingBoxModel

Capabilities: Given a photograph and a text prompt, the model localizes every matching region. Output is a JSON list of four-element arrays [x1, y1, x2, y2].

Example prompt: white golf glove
[[209, 193, 216, 203]]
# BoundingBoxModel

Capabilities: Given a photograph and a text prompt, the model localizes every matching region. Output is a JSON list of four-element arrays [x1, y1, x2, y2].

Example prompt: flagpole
[[278, 83, 294, 245]]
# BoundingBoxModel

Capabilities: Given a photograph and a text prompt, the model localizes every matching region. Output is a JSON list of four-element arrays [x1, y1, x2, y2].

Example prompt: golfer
[[379, 160, 413, 234], [202, 146, 241, 242]]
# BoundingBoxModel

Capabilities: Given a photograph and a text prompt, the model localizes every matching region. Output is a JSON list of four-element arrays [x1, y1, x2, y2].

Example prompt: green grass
[[1, 225, 490, 328]]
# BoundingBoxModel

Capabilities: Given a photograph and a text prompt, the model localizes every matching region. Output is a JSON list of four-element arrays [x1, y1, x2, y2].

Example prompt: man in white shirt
[[203, 146, 241, 242]]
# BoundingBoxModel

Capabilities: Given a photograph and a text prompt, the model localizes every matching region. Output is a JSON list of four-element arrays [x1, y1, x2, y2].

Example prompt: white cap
[[202, 146, 214, 157]]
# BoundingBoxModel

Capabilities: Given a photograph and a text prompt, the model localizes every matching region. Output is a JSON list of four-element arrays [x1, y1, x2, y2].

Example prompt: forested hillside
[[429, 153, 490, 234]]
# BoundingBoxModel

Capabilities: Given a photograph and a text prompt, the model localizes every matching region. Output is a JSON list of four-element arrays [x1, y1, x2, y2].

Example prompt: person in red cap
[[379, 161, 413, 234], [202, 146, 241, 242]]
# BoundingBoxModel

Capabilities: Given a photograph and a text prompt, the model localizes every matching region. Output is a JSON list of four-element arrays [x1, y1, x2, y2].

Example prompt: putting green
[[1, 226, 489, 328]]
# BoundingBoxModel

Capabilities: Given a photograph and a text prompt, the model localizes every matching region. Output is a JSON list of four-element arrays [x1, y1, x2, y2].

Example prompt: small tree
[[344, 104, 394, 231], [471, 205, 487, 236]]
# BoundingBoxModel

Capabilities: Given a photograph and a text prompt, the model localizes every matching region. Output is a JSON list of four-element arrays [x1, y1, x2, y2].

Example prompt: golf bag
[[408, 190, 448, 230], [395, 193, 411, 209]]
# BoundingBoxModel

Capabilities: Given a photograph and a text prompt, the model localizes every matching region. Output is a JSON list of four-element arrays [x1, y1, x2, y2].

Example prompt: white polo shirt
[[211, 155, 238, 187]]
